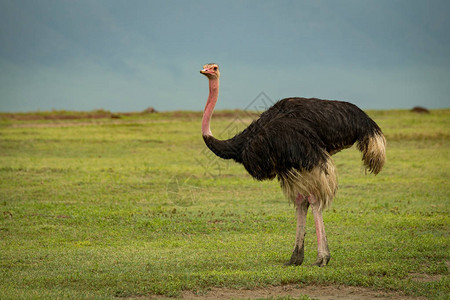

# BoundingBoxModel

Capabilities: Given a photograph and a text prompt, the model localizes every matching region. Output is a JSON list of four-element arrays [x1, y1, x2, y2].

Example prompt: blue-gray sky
[[1, 0, 449, 112]]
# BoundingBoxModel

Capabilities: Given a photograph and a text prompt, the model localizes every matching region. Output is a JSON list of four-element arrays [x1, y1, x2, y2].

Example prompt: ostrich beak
[[200, 68, 213, 74]]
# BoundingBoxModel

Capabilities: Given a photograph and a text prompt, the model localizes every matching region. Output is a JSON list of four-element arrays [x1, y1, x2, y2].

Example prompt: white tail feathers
[[359, 132, 386, 175]]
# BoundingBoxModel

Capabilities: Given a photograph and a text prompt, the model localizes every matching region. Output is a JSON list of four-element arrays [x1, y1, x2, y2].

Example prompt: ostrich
[[200, 63, 386, 266]]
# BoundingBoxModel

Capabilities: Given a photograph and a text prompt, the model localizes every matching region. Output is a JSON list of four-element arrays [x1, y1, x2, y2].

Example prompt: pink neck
[[202, 78, 219, 136]]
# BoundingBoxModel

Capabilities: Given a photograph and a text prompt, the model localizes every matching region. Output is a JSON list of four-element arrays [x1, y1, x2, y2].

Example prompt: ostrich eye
[[214, 67, 218, 70]]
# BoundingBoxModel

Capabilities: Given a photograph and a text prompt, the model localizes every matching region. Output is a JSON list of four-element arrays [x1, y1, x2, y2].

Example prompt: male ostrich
[[200, 63, 386, 266]]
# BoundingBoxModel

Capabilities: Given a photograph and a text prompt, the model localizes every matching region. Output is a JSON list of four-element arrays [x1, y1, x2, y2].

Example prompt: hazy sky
[[1, 0, 449, 112]]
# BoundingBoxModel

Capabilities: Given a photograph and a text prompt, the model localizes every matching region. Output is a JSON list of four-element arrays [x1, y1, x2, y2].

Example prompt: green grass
[[0, 109, 449, 299]]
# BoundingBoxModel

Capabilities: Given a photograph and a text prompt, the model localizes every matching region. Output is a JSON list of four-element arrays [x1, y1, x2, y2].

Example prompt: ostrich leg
[[308, 195, 331, 266], [285, 194, 309, 266]]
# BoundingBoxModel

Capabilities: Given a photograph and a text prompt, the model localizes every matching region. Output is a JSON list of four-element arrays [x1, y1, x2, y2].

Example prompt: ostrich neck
[[202, 78, 219, 136]]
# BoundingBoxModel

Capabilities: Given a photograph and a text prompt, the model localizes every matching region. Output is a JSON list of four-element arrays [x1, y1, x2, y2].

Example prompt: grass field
[[0, 108, 449, 299]]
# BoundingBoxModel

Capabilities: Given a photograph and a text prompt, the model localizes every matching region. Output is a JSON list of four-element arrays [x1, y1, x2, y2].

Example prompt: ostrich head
[[200, 63, 220, 79]]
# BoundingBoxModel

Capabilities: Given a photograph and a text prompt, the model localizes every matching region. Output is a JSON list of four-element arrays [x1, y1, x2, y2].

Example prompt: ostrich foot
[[312, 252, 330, 267], [285, 244, 304, 266]]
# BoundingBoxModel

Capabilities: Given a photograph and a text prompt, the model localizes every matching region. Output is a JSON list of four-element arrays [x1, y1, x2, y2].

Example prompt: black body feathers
[[203, 97, 384, 181]]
